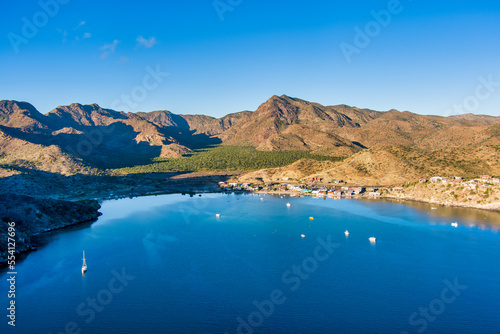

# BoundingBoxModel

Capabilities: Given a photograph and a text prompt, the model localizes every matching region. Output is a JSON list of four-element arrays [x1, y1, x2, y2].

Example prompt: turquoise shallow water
[[1, 193, 500, 333]]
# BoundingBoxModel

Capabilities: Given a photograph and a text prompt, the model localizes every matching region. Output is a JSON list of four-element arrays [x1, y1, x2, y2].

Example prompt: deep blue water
[[1, 193, 500, 333]]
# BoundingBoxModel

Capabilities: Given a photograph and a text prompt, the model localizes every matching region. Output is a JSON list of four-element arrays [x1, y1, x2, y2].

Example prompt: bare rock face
[[160, 143, 193, 158], [51, 127, 84, 136]]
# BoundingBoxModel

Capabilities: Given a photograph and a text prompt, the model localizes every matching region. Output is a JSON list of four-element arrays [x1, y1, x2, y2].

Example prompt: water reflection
[[381, 198, 500, 231]]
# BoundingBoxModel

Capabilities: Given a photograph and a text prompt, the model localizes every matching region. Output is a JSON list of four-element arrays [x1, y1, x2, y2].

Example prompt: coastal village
[[218, 175, 500, 210], [219, 180, 377, 199]]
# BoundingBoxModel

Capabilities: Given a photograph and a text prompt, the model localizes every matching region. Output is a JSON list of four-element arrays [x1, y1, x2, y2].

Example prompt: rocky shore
[[0, 194, 102, 265], [384, 181, 500, 212]]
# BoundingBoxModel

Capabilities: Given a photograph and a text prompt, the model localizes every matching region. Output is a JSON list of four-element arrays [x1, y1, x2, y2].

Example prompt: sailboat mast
[[81, 250, 88, 274]]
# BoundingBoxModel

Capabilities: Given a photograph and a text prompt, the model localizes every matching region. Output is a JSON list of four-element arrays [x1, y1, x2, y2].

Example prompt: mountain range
[[1, 95, 500, 177]]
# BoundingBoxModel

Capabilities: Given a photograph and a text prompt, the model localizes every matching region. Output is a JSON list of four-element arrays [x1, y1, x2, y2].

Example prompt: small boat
[[309, 217, 314, 220], [451, 222, 458, 228], [216, 213, 221, 218], [286, 203, 291, 207], [81, 250, 87, 274], [344, 230, 350, 236], [301, 234, 306, 238], [369, 237, 377, 243]]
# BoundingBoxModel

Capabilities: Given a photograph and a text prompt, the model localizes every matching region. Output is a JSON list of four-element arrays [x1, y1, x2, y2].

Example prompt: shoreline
[[0, 172, 230, 267], [249, 189, 500, 213], [56, 172, 234, 202], [72, 185, 500, 214], [62, 180, 500, 214], [0, 216, 101, 268], [3, 173, 499, 267], [0, 196, 102, 267], [382, 194, 500, 213]]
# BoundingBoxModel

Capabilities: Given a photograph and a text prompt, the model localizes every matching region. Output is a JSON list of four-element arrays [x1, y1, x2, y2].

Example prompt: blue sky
[[1, 0, 500, 117]]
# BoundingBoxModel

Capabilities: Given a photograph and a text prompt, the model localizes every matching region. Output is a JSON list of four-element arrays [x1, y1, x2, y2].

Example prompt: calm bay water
[[1, 193, 500, 333]]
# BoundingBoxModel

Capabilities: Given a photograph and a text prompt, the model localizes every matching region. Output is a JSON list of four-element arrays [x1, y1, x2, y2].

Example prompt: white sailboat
[[81, 250, 87, 274]]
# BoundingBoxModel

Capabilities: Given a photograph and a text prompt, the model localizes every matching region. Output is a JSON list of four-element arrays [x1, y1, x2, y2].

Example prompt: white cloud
[[83, 32, 92, 39], [100, 40, 119, 59], [136, 36, 157, 48], [117, 56, 129, 65], [74, 21, 86, 30]]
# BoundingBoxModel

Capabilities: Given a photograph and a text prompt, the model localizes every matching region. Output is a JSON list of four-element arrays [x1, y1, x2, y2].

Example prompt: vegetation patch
[[111, 145, 344, 174]]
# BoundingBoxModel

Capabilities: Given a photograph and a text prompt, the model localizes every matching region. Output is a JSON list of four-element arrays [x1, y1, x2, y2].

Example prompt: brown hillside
[[0, 101, 55, 132], [0, 128, 95, 175], [1, 96, 500, 180], [219, 95, 382, 150]]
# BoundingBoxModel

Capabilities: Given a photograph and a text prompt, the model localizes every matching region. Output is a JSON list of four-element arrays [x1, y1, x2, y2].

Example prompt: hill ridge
[[1, 96, 500, 177]]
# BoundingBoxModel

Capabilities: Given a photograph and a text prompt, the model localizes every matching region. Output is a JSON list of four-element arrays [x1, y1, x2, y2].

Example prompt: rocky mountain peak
[[0, 100, 53, 131]]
